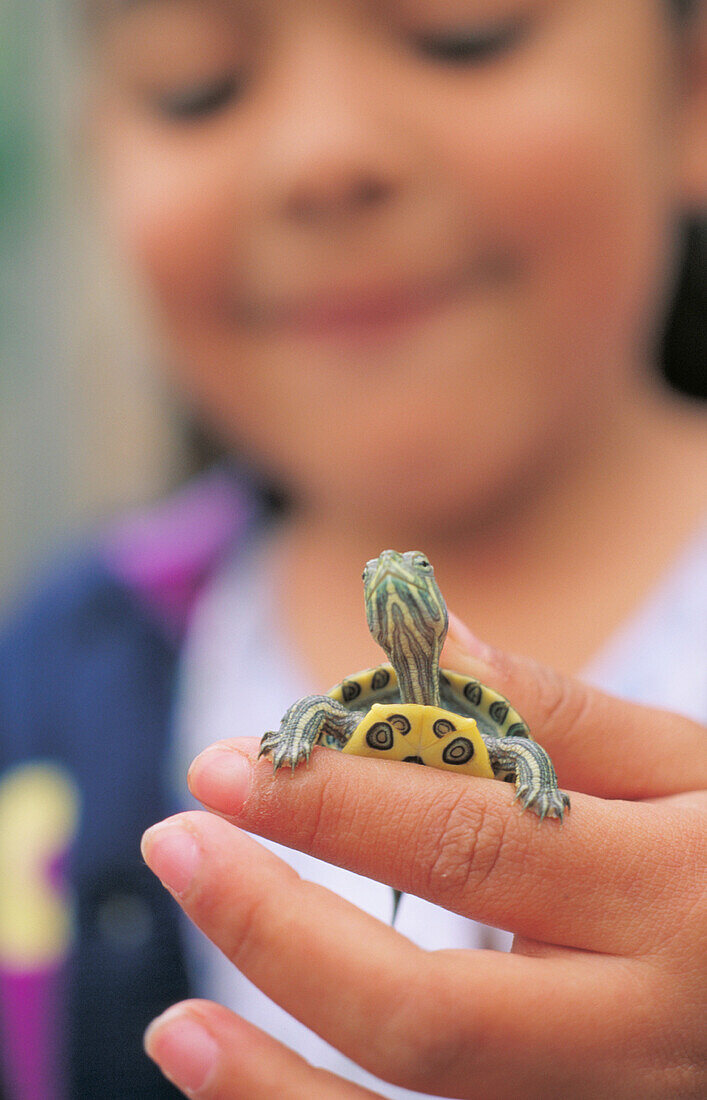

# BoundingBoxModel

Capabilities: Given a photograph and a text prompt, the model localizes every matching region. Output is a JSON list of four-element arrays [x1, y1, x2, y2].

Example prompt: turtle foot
[[258, 730, 313, 773], [514, 785, 571, 822]]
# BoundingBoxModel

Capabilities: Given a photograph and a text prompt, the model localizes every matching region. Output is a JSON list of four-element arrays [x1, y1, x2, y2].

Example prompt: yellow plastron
[[342, 703, 494, 778]]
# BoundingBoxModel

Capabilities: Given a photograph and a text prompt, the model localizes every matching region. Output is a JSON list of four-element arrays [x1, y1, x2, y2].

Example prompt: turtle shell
[[341, 703, 494, 778], [327, 664, 531, 742]]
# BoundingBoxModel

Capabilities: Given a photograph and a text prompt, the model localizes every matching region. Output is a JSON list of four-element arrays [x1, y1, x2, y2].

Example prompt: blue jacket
[[0, 471, 254, 1099]]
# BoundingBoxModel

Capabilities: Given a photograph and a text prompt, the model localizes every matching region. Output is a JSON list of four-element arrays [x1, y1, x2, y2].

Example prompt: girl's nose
[[284, 169, 393, 224], [255, 23, 409, 226]]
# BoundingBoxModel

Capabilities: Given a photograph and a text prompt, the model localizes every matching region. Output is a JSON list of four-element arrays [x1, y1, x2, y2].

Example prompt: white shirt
[[173, 522, 707, 1098]]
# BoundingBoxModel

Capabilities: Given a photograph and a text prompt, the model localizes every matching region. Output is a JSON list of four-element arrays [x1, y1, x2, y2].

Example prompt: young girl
[[1, 1, 705, 1097]]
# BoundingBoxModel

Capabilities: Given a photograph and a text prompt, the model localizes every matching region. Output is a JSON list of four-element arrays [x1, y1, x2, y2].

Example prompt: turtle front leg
[[259, 695, 363, 773], [484, 737, 571, 821]]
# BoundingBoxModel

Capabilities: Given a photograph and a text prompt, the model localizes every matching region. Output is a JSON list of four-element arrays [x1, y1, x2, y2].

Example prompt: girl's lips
[[237, 253, 515, 340], [279, 283, 456, 338], [239, 267, 482, 340]]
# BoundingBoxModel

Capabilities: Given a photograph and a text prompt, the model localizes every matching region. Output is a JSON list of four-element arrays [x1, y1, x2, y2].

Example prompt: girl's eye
[[151, 76, 242, 122], [413, 18, 529, 65]]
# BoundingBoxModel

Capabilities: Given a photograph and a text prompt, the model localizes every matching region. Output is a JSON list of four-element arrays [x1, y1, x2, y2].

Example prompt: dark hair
[[671, 0, 700, 17], [662, 219, 706, 399], [661, 0, 705, 399]]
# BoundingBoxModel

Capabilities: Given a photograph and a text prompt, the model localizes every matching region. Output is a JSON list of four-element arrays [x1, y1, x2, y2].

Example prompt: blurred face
[[91, 0, 690, 533]]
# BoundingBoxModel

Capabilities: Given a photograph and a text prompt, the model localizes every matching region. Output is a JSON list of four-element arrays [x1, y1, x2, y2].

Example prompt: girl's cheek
[[437, 2, 676, 316], [455, 110, 669, 379], [98, 118, 237, 319]]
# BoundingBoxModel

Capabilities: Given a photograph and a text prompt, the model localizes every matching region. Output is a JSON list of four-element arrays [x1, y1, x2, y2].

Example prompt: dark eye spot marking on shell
[[442, 737, 475, 765], [464, 682, 482, 706], [433, 718, 456, 738], [506, 722, 530, 738], [366, 722, 395, 751], [404, 756, 426, 765], [342, 681, 362, 703], [388, 713, 412, 735], [489, 701, 509, 724], [371, 668, 391, 691]]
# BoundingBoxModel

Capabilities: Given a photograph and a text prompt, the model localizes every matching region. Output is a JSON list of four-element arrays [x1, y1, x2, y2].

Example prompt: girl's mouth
[[278, 282, 460, 339], [238, 253, 514, 342]]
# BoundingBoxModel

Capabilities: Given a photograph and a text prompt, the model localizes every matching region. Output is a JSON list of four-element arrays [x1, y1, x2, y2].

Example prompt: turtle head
[[362, 550, 448, 705]]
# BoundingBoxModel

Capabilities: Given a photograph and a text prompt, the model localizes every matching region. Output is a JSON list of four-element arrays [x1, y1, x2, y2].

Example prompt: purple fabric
[[0, 966, 67, 1100], [0, 472, 253, 1098], [102, 470, 253, 637], [46, 850, 69, 897]]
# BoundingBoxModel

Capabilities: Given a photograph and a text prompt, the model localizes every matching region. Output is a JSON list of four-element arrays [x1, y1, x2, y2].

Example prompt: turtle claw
[[515, 785, 571, 822], [257, 730, 281, 762], [258, 730, 312, 773]]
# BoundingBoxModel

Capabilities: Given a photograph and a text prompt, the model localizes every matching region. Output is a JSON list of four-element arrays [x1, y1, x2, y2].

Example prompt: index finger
[[188, 738, 704, 956], [444, 615, 707, 799]]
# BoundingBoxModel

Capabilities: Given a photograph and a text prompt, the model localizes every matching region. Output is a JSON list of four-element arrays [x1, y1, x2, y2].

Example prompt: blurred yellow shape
[[0, 763, 80, 967]]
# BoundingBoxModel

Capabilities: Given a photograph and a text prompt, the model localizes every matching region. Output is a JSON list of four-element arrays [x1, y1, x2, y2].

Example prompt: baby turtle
[[260, 549, 570, 821]]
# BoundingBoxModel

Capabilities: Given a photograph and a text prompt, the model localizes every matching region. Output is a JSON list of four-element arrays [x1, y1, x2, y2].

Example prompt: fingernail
[[446, 612, 497, 665], [141, 820, 200, 897], [145, 1006, 218, 1094], [188, 746, 253, 815]]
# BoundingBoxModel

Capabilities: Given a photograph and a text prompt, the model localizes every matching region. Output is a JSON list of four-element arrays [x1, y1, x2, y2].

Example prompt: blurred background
[[1, 1, 704, 606], [1, 1, 183, 605]]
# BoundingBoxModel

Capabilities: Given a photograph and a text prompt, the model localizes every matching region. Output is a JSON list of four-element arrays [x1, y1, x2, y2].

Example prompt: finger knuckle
[[374, 973, 477, 1092], [644, 808, 707, 957], [422, 789, 518, 908], [302, 766, 339, 848], [658, 1061, 706, 1099], [531, 662, 593, 740], [391, 1029, 470, 1093], [220, 886, 274, 970], [214, 860, 302, 972], [269, 757, 349, 858]]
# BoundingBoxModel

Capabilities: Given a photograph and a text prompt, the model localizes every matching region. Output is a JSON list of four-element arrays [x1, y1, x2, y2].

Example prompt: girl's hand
[[141, 622, 707, 1099]]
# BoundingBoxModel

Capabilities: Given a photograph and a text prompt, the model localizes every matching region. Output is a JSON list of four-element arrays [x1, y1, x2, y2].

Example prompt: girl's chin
[[313, 473, 507, 538]]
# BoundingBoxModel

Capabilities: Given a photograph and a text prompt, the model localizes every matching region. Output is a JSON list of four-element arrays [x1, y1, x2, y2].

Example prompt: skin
[[90, 0, 707, 676], [142, 619, 707, 1099], [82, 0, 707, 1094]]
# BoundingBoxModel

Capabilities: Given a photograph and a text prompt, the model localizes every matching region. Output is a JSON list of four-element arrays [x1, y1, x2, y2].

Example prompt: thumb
[[444, 612, 706, 800]]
